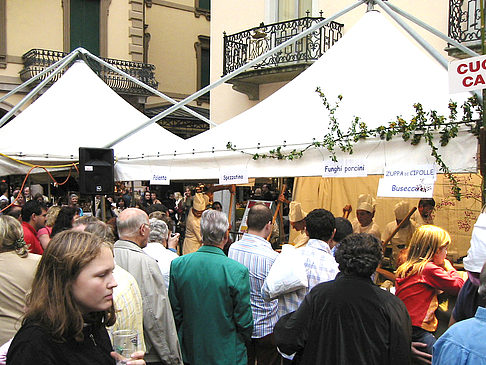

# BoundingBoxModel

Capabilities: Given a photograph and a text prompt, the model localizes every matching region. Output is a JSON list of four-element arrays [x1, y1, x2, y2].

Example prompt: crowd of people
[[0, 180, 485, 364]]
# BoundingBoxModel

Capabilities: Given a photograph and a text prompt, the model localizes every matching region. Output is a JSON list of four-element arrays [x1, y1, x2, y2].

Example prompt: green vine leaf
[[224, 91, 482, 201]]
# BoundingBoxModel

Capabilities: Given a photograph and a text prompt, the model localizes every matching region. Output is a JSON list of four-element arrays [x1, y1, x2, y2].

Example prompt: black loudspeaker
[[79, 147, 114, 195]]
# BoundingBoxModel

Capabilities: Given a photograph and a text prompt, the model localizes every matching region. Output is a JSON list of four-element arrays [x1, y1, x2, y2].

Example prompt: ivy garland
[[226, 88, 483, 200]]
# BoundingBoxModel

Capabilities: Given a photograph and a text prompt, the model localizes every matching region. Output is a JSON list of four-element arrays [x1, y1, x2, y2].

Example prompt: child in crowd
[[395, 225, 464, 354]]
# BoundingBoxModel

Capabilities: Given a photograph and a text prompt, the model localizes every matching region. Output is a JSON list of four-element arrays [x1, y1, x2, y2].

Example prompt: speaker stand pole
[[101, 195, 107, 222], [131, 181, 135, 208], [91, 195, 96, 216]]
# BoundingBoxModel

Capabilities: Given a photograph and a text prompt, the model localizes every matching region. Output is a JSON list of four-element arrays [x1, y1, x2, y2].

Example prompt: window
[[195, 0, 210, 20], [63, 0, 109, 57], [197, 0, 210, 11], [195, 35, 210, 103], [277, 0, 312, 21], [70, 0, 100, 55]]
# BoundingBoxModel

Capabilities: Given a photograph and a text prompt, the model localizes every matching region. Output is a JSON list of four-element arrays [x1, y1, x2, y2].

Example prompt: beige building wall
[[211, 0, 450, 123], [0, 1, 64, 112], [211, 0, 266, 123], [107, 1, 131, 60], [6, 2, 64, 56], [0, 0, 210, 122], [146, 1, 209, 103]]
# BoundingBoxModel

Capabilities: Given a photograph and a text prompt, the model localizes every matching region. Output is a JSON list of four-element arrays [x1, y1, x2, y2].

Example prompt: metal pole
[[384, 1, 480, 58], [374, 0, 481, 100], [0, 51, 79, 128], [104, 0, 366, 148], [0, 50, 79, 104], [373, 0, 449, 70], [80, 49, 215, 126], [101, 195, 106, 221]]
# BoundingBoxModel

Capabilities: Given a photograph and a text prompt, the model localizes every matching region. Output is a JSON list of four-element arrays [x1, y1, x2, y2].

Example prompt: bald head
[[246, 204, 273, 239], [117, 208, 150, 247]]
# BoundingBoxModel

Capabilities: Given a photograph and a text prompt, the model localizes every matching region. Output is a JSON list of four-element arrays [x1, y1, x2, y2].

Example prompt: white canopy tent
[[0, 61, 183, 176], [115, 10, 476, 181]]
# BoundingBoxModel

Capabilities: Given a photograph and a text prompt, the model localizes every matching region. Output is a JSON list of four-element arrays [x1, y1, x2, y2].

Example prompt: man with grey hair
[[143, 218, 180, 289], [432, 262, 486, 364], [114, 208, 182, 365], [168, 209, 253, 364]]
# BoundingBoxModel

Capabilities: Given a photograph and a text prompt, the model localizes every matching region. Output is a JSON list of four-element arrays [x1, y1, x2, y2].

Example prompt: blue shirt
[[433, 306, 486, 365], [229, 233, 278, 338]]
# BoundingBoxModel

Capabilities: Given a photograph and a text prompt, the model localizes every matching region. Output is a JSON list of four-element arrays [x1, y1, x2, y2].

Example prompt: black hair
[[334, 217, 353, 243], [145, 203, 168, 215], [212, 201, 223, 210], [418, 198, 435, 208], [304, 209, 335, 242], [21, 200, 46, 222], [0, 182, 8, 195], [51, 206, 78, 237], [247, 203, 272, 231], [335, 233, 382, 277]]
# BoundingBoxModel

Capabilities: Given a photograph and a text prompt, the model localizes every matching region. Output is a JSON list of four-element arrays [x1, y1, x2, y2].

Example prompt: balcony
[[20, 49, 158, 97], [223, 15, 343, 100], [447, 0, 482, 58]]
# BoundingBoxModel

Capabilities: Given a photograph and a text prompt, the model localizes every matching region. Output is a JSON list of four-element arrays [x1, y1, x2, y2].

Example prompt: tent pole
[[80, 50, 215, 127], [373, 0, 449, 70], [103, 0, 366, 148], [0, 50, 79, 104], [0, 51, 79, 128], [383, 1, 480, 58], [373, 0, 482, 100]]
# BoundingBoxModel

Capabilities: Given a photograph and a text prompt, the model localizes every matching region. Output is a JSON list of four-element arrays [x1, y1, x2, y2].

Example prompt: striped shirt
[[109, 265, 146, 352], [229, 233, 279, 338], [276, 239, 339, 318]]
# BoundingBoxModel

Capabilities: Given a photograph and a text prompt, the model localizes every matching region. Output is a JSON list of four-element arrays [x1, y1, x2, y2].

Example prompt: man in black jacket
[[274, 233, 412, 365]]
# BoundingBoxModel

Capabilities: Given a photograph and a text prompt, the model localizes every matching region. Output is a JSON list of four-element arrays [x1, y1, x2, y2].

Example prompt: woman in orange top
[[395, 225, 464, 355]]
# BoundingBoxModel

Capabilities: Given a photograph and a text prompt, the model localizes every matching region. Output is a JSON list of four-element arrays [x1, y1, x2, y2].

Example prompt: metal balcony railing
[[449, 0, 482, 43], [20, 49, 158, 95], [223, 15, 343, 76]]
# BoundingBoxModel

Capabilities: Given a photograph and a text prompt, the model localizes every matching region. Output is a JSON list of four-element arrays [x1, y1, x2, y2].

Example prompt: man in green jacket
[[168, 209, 253, 365]]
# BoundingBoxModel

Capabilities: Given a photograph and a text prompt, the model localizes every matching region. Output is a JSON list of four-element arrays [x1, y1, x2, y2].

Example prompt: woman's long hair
[[396, 225, 451, 279], [51, 206, 78, 237], [24, 230, 116, 342]]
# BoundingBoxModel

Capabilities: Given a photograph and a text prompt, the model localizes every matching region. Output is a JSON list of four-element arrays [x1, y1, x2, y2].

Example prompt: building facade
[[0, 0, 210, 137], [210, 0, 472, 123]]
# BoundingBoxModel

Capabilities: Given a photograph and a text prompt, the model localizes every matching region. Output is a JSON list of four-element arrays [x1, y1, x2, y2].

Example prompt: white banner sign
[[150, 172, 171, 185], [377, 177, 435, 198], [322, 159, 367, 178], [219, 168, 249, 185], [449, 55, 486, 93], [384, 164, 436, 180]]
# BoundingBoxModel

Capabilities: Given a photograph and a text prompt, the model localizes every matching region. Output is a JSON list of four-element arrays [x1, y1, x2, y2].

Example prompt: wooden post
[[267, 184, 286, 242], [375, 207, 417, 283]]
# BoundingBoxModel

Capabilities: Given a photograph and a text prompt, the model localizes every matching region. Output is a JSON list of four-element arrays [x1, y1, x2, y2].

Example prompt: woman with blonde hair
[[6, 230, 145, 364], [395, 225, 464, 355], [0, 215, 41, 346], [37, 205, 61, 250]]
